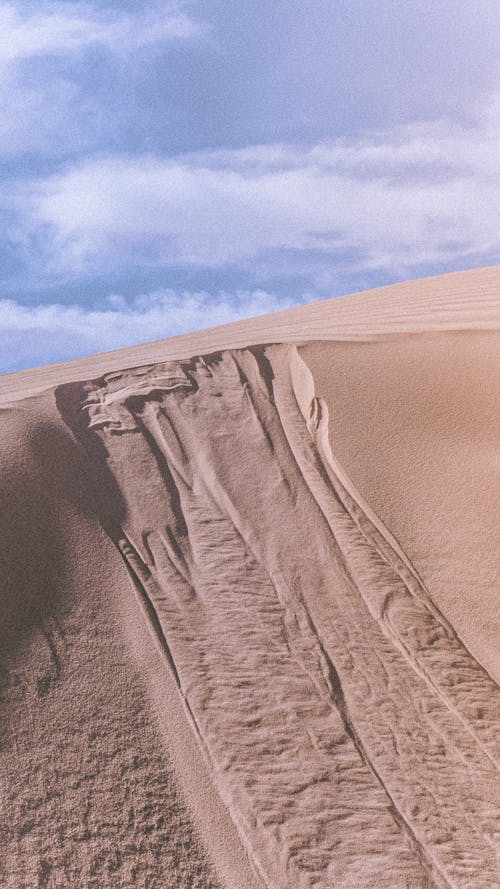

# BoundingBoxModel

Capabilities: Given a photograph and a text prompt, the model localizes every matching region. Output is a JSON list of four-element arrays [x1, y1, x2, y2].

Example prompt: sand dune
[[1, 268, 499, 887]]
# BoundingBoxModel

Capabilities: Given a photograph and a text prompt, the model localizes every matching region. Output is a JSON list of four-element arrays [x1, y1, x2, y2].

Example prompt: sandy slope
[[0, 267, 499, 888]]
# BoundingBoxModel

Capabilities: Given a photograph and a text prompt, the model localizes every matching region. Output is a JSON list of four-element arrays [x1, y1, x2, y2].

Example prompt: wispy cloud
[[0, 2, 204, 157], [0, 2, 201, 64], [8, 99, 500, 285], [0, 288, 303, 372]]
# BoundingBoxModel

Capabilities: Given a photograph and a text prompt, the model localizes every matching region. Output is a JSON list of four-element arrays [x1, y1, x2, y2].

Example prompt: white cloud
[[9, 98, 500, 279], [0, 289, 304, 372], [0, 2, 203, 156], [0, 3, 201, 65]]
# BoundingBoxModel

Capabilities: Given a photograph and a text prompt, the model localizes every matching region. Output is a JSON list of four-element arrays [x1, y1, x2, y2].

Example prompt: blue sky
[[2, 1, 500, 371]]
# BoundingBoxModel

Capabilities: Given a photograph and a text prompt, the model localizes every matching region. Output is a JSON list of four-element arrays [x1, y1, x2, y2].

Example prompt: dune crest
[[2, 264, 500, 403], [54, 343, 499, 889]]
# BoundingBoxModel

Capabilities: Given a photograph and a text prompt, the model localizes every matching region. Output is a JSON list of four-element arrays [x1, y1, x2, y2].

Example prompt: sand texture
[[1, 267, 499, 887]]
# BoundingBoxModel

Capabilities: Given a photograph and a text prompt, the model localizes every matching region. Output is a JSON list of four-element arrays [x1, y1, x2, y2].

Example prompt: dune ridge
[[54, 343, 499, 889], [2, 264, 500, 403]]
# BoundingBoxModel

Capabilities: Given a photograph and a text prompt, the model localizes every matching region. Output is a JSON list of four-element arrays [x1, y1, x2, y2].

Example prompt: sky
[[2, 1, 500, 372]]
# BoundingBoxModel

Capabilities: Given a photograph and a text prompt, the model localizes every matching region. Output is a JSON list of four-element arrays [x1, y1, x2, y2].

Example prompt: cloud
[[0, 3, 201, 65], [8, 99, 500, 284], [0, 288, 305, 372], [2, 5, 500, 374], [0, 2, 204, 157]]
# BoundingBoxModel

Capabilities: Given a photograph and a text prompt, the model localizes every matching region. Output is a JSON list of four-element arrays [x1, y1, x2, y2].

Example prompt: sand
[[0, 266, 499, 888]]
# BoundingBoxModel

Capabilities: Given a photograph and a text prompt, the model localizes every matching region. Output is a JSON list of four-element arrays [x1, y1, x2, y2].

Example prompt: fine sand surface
[[0, 267, 499, 888]]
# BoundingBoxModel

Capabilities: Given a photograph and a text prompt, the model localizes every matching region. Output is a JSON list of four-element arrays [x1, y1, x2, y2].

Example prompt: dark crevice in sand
[[55, 345, 500, 889], [116, 530, 183, 694]]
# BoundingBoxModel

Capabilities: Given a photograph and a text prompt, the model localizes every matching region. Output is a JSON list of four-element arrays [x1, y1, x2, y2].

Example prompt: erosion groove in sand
[[56, 344, 500, 889]]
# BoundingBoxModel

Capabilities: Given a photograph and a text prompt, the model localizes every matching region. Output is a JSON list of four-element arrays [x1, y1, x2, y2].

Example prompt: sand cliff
[[1, 267, 499, 887]]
